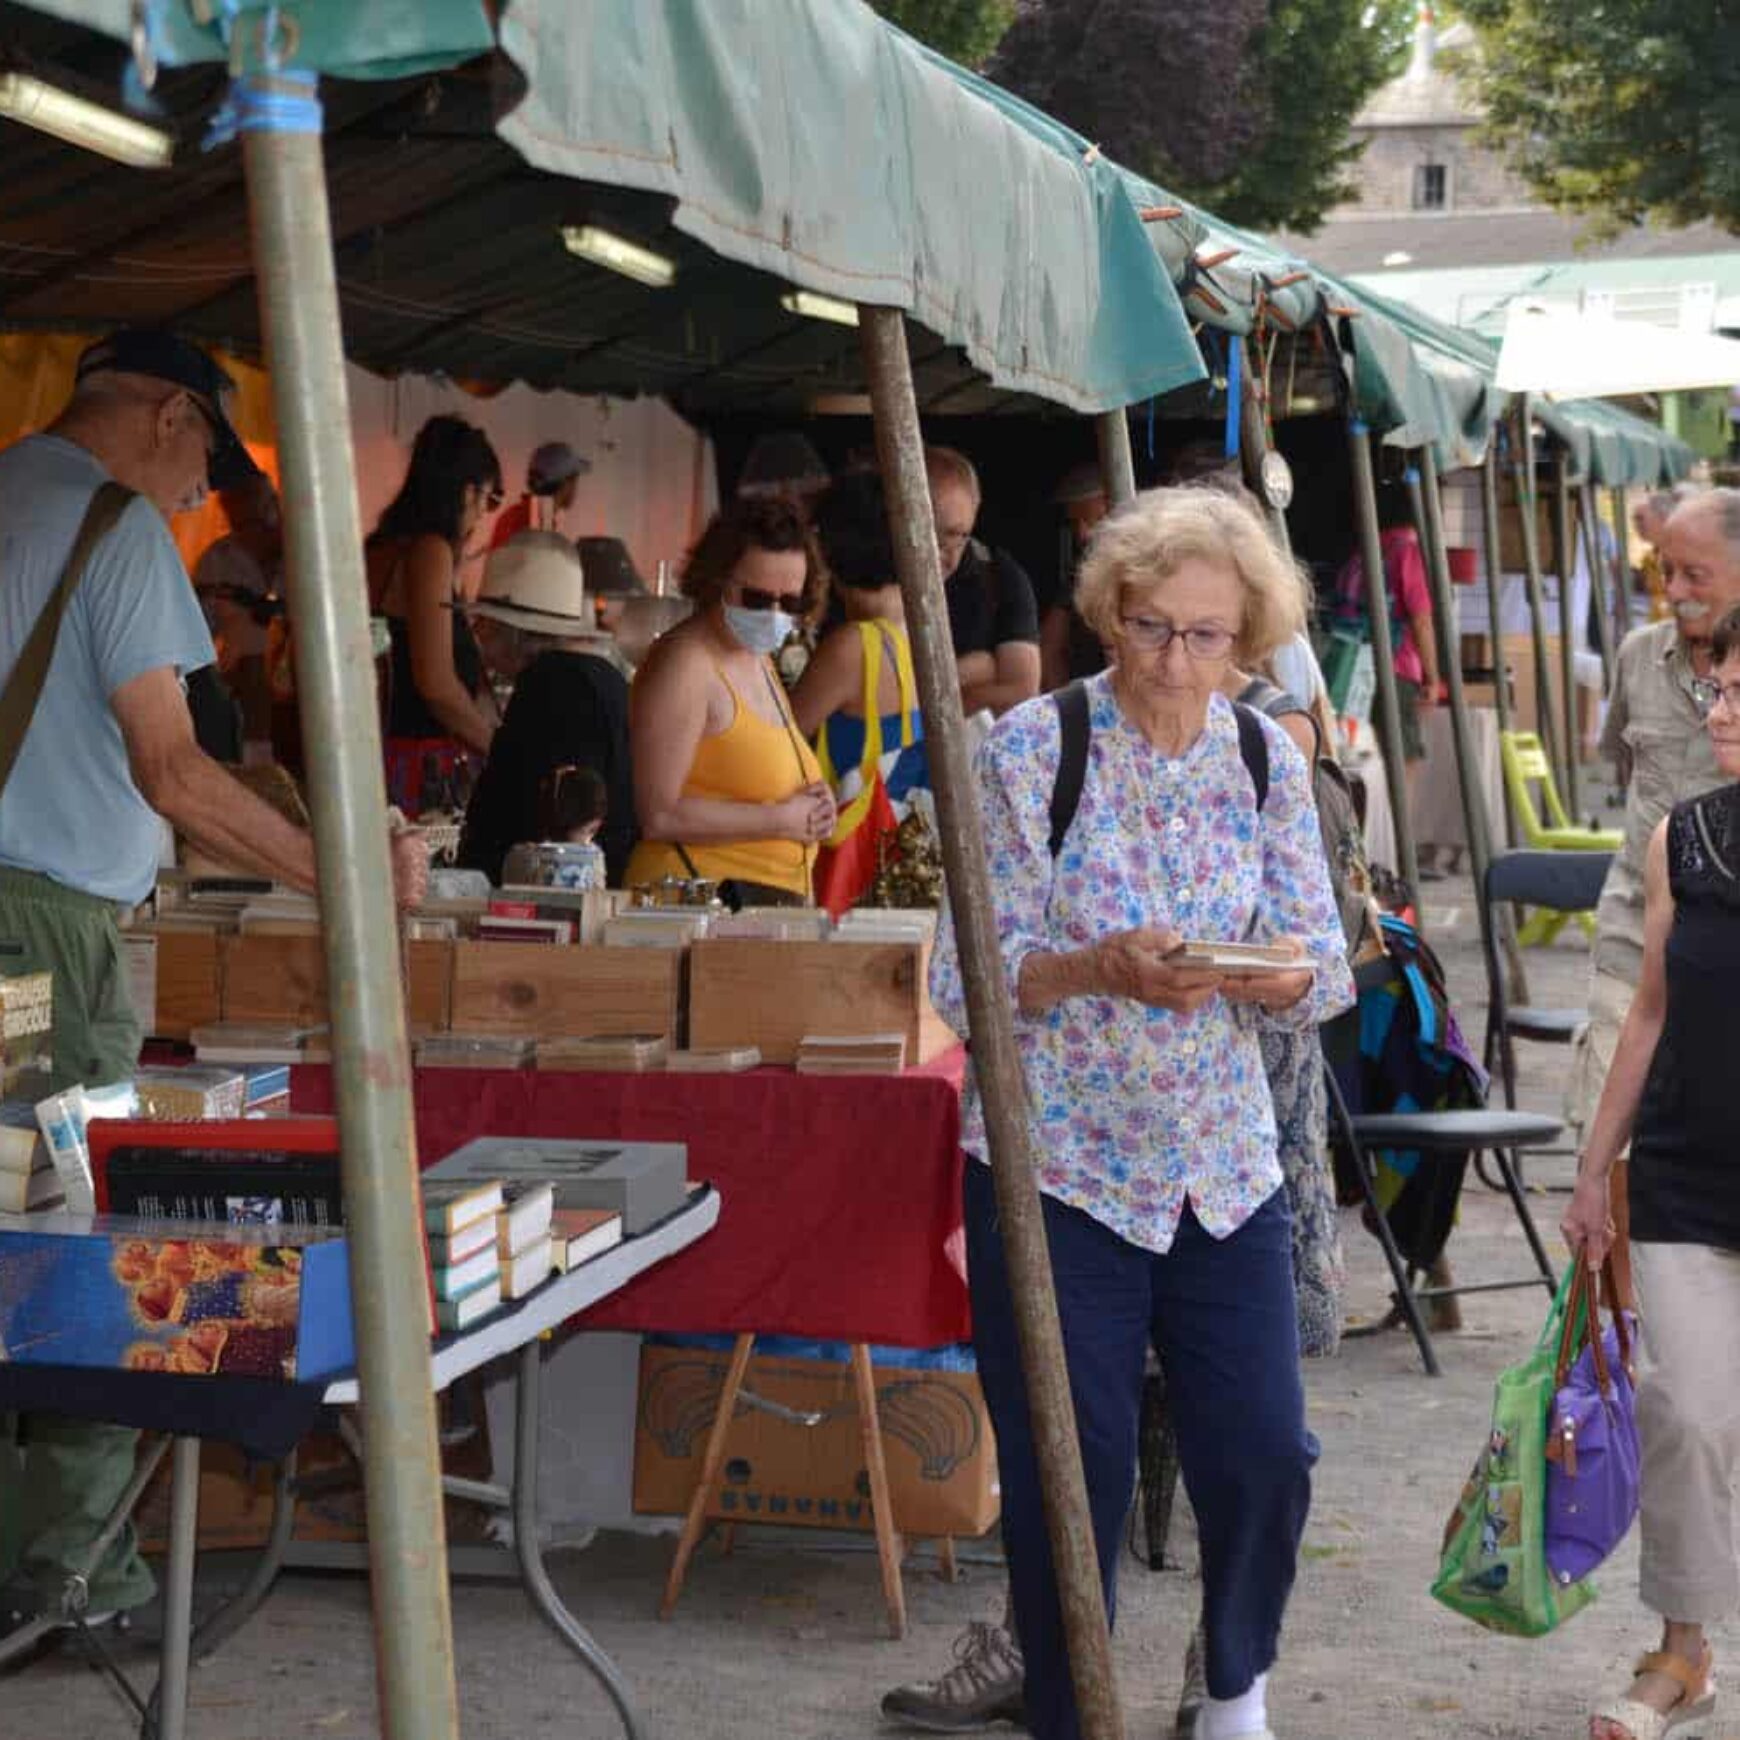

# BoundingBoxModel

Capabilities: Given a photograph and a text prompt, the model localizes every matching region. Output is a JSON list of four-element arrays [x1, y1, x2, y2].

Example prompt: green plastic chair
[[1498, 732, 1622, 944]]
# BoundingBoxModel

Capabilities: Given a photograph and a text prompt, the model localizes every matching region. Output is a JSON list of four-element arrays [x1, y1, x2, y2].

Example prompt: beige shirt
[[1594, 620, 1724, 967]]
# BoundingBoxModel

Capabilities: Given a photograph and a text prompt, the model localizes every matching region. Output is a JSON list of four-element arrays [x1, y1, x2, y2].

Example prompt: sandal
[[1591, 1645, 1717, 1740]]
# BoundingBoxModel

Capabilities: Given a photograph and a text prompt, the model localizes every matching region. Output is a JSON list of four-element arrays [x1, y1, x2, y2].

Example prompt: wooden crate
[[449, 942, 682, 1041], [220, 933, 455, 1034], [146, 929, 223, 1039], [687, 940, 955, 1067]]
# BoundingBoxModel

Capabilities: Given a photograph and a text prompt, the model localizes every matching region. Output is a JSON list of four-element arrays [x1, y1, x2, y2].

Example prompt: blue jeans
[[964, 1160, 1316, 1740]]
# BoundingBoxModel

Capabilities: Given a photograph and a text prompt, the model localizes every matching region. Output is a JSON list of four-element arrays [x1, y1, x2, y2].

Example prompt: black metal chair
[[1479, 848, 1613, 1110], [1323, 1003, 1563, 1378]]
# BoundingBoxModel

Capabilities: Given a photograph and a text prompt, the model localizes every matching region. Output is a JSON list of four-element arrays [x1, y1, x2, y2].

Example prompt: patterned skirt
[[1261, 1024, 1345, 1359]]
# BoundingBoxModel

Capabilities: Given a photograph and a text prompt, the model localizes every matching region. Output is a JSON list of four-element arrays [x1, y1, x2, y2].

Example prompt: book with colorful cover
[[0, 1211, 353, 1381]]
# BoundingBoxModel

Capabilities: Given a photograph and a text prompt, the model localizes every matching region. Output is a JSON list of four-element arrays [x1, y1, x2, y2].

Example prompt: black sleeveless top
[[384, 604, 485, 741], [1630, 783, 1740, 1250]]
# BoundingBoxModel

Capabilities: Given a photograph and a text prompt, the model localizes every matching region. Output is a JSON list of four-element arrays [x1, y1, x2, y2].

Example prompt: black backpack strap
[[1048, 680, 1090, 858], [1233, 701, 1269, 815]]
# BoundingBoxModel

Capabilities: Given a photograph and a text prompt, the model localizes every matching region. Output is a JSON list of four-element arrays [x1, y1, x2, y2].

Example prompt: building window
[[1413, 162, 1448, 210]]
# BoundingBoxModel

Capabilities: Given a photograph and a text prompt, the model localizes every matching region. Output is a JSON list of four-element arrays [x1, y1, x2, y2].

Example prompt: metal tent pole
[[240, 79, 460, 1740], [1553, 456, 1583, 817], [1479, 449, 1516, 844], [860, 305, 1124, 1740], [1511, 398, 1564, 795], [1610, 486, 1637, 647], [1408, 458, 1491, 885], [1096, 407, 1137, 509], [1413, 456, 1529, 996], [1346, 418, 1422, 914], [1579, 480, 1617, 687]]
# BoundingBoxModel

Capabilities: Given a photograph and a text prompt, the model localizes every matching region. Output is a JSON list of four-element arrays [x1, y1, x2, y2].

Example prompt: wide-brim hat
[[471, 533, 590, 636]]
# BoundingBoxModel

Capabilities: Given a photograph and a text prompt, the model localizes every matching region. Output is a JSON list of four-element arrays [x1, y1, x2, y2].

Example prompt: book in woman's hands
[[1163, 941, 1310, 974]]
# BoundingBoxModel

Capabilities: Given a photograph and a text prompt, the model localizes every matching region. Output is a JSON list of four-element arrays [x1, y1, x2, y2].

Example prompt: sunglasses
[[735, 586, 802, 612]]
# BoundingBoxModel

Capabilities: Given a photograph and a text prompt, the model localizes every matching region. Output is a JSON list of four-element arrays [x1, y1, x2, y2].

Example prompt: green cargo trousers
[[0, 866, 154, 1614]]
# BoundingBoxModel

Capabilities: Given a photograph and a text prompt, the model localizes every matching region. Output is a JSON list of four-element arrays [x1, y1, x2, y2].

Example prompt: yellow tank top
[[626, 661, 823, 898]]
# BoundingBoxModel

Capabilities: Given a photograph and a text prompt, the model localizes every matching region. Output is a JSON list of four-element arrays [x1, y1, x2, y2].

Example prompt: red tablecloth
[[289, 1051, 969, 1348]]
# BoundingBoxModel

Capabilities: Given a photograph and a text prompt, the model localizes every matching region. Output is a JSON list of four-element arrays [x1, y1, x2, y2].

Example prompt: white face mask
[[723, 603, 794, 657]]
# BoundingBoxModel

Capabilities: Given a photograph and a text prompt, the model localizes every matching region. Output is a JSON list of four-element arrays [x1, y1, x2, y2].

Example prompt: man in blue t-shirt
[[0, 331, 428, 1655]]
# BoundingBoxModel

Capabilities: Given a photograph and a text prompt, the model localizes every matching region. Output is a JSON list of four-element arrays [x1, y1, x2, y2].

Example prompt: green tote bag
[[1430, 1268, 1599, 1637]]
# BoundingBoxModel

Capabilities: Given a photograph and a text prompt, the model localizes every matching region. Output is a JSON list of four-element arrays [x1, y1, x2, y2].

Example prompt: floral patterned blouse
[[930, 673, 1356, 1255]]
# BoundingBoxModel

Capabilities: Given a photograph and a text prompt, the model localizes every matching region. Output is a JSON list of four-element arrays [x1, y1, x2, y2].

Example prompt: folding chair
[[1498, 731, 1621, 945], [1323, 1009, 1562, 1378], [1479, 849, 1613, 1110]]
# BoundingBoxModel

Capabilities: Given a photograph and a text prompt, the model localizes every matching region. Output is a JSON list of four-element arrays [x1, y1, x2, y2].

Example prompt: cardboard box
[[632, 1346, 999, 1539], [687, 940, 955, 1067], [0, 1212, 354, 1382]]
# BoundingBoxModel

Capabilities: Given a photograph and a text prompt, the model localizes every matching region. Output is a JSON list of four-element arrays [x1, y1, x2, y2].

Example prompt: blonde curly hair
[[1075, 485, 1306, 667]]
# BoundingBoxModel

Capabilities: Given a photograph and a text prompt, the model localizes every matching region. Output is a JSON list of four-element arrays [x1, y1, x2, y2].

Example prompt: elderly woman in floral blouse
[[930, 486, 1355, 1740]]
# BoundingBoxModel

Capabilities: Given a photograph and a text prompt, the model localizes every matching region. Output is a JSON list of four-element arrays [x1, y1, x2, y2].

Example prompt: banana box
[[632, 1344, 999, 1539]]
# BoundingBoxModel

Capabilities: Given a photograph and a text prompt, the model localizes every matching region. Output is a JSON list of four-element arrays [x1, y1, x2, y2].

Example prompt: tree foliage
[[869, 0, 1016, 68], [1454, 0, 1740, 235], [985, 0, 1413, 233]]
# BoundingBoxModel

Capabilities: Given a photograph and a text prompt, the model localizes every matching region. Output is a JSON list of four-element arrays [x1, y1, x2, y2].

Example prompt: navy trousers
[[964, 1159, 1317, 1740]]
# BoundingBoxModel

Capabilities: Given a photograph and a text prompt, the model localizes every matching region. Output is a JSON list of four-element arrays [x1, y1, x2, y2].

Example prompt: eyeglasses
[[735, 586, 802, 612], [1119, 617, 1235, 659], [1692, 678, 1740, 716], [482, 486, 505, 512]]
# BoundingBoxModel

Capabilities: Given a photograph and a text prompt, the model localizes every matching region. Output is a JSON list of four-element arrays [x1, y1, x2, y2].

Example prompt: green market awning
[[5, 0, 1207, 416]]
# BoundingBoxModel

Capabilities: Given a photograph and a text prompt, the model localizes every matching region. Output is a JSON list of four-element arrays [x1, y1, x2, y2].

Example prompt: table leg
[[660, 1332, 754, 1622], [938, 1537, 959, 1584], [849, 1344, 906, 1639], [511, 1338, 646, 1740], [154, 1437, 202, 1740]]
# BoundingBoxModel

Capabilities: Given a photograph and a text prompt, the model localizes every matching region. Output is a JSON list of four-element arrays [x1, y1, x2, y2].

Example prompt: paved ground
[[6, 859, 1709, 1740]]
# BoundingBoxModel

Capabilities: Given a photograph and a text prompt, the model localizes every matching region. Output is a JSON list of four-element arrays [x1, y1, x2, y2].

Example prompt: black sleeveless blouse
[[1630, 783, 1740, 1250]]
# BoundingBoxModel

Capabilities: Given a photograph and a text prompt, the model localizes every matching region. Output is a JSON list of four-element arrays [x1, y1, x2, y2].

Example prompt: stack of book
[[795, 1032, 908, 1076], [833, 909, 936, 945], [190, 1022, 326, 1066], [236, 893, 322, 934], [496, 1180, 556, 1299], [550, 1203, 623, 1272], [424, 1179, 505, 1331], [414, 1034, 533, 1071], [535, 1034, 668, 1073], [0, 1097, 58, 1213], [477, 901, 575, 946], [600, 910, 711, 950], [133, 1066, 246, 1122], [664, 1046, 761, 1074], [709, 908, 833, 941], [426, 1137, 687, 1237]]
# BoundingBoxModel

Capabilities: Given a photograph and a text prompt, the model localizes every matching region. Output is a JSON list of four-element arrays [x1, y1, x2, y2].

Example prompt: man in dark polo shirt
[[926, 446, 1041, 717]]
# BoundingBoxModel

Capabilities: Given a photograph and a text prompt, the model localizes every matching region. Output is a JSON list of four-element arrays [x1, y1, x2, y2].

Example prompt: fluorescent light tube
[[0, 70, 173, 169], [780, 290, 859, 328], [560, 224, 676, 288]]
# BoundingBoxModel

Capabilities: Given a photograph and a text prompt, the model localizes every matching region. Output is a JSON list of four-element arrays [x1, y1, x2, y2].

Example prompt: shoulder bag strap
[[1232, 701, 1270, 815], [1048, 680, 1091, 860], [0, 481, 134, 806]]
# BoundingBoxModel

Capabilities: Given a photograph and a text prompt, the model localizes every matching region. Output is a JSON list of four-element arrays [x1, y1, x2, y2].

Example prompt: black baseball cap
[[76, 327, 263, 491]]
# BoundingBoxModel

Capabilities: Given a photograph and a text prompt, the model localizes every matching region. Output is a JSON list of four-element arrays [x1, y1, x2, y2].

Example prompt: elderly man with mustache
[[1568, 490, 1740, 1179]]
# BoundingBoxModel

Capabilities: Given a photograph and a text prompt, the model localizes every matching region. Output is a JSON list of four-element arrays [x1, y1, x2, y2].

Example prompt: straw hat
[[472, 533, 590, 636]]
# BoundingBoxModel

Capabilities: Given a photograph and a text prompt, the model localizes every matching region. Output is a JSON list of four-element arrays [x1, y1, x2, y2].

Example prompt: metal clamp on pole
[[860, 304, 1125, 1740], [236, 67, 461, 1740]]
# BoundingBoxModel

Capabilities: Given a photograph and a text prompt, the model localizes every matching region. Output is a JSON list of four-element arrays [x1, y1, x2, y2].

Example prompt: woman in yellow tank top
[[626, 497, 834, 903]]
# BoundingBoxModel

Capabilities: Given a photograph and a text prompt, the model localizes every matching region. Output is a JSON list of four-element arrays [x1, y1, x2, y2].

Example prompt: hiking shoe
[[880, 1621, 1027, 1732]]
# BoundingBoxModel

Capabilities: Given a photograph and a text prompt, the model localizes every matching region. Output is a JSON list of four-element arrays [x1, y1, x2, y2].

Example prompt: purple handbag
[[1544, 1259, 1640, 1585]]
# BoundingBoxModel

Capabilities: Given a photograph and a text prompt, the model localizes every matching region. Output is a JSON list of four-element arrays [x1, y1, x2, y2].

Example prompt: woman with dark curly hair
[[366, 415, 503, 815], [624, 496, 834, 906]]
